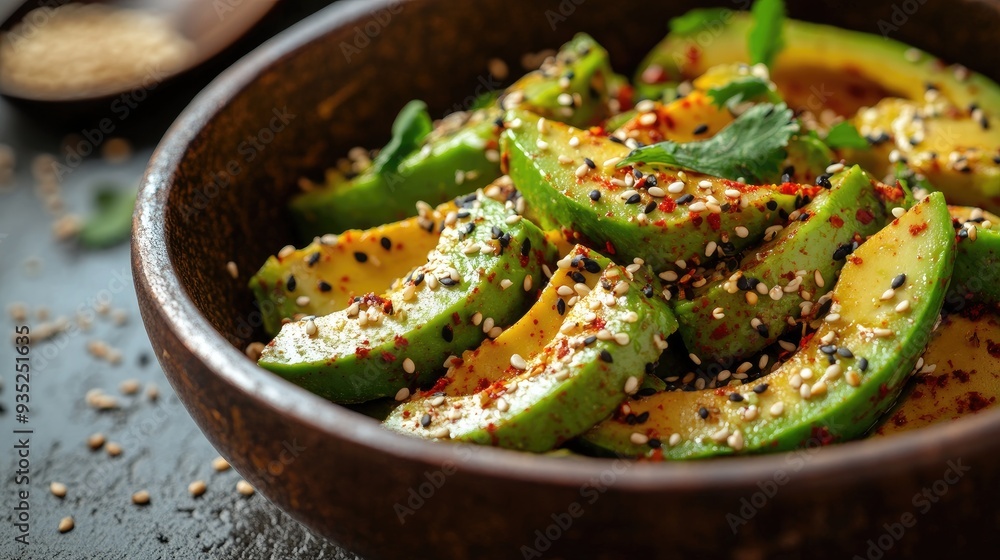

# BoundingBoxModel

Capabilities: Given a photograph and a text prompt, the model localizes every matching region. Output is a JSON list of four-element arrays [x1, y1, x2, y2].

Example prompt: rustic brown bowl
[[133, 0, 1000, 558]]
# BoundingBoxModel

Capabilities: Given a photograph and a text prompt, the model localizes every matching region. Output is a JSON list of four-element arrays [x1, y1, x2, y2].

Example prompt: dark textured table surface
[[0, 3, 361, 558]]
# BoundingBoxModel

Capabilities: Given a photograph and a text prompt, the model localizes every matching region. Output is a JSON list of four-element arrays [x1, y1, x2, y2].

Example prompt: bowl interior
[[149, 0, 1000, 467]]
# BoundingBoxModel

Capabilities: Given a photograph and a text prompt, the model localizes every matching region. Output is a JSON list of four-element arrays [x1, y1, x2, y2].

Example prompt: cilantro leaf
[[706, 76, 773, 108], [372, 100, 433, 175], [669, 8, 732, 36], [824, 121, 869, 150], [617, 103, 799, 183], [748, 0, 786, 67], [80, 186, 136, 249]]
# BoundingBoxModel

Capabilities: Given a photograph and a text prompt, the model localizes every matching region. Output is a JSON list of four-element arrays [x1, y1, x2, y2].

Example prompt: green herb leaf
[[79, 186, 136, 249], [748, 0, 786, 67], [824, 121, 869, 150], [372, 100, 433, 175], [470, 91, 500, 111], [706, 76, 772, 108], [669, 8, 732, 36], [618, 103, 799, 183]]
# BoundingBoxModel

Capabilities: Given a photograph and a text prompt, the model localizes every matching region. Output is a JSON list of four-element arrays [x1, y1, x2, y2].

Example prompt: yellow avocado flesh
[[873, 311, 1000, 437]]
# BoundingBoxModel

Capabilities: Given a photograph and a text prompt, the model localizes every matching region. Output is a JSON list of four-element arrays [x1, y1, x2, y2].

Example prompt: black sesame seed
[[736, 276, 750, 291], [642, 285, 654, 298], [589, 189, 602, 201], [499, 233, 511, 248], [729, 393, 744, 402], [779, 208, 789, 220], [599, 349, 613, 363], [378, 237, 391, 251], [755, 323, 769, 337], [644, 362, 655, 374], [644, 201, 657, 214], [635, 411, 650, 424], [677, 193, 694, 205], [442, 325, 454, 342], [439, 277, 457, 286], [753, 383, 768, 394], [307, 252, 321, 266], [698, 407, 709, 419], [858, 357, 869, 372], [420, 414, 431, 427], [584, 335, 597, 346], [584, 157, 596, 169], [491, 226, 503, 239], [457, 210, 471, 219], [827, 354, 837, 365], [993, 155, 1000, 165], [413, 273, 425, 286], [583, 259, 601, 273], [625, 413, 637, 425], [600, 279, 613, 291], [286, 275, 297, 292], [799, 212, 810, 222], [693, 123, 709, 135], [633, 169, 643, 179], [571, 255, 584, 267], [626, 193, 642, 205], [138, 353, 150, 367], [637, 387, 657, 397], [570, 271, 587, 284], [318, 281, 332, 292], [647, 438, 662, 449], [820, 344, 837, 355], [832, 243, 853, 261], [354, 252, 368, 263], [837, 347, 854, 358], [462, 223, 476, 235], [557, 298, 566, 315], [521, 238, 531, 257], [891, 273, 906, 289], [781, 166, 795, 180], [958, 228, 969, 239], [766, 200, 778, 211], [609, 136, 625, 144]]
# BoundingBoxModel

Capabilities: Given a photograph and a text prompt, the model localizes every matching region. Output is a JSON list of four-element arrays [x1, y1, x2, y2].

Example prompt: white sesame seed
[[667, 181, 685, 194], [799, 383, 812, 399], [814, 270, 825, 288], [132, 490, 151, 505], [705, 241, 718, 257], [895, 300, 911, 313], [431, 427, 451, 439], [568, 136, 580, 147], [574, 283, 591, 296], [496, 398, 510, 412], [873, 328, 894, 338], [558, 154, 574, 165], [305, 319, 318, 337], [800, 367, 814, 380], [824, 313, 841, 323], [277, 245, 295, 259], [659, 271, 679, 282], [575, 164, 590, 177], [826, 163, 845, 174], [689, 353, 702, 365], [647, 186, 666, 197], [698, 180, 713, 189], [892, 207, 905, 218], [769, 402, 784, 417], [727, 431, 745, 451], [710, 427, 730, 443], [296, 296, 310, 307], [712, 307, 725, 320], [639, 112, 658, 126], [500, 278, 513, 290], [536, 139, 549, 150], [614, 332, 630, 346], [430, 396, 446, 407], [756, 282, 768, 295], [188, 480, 207, 497], [226, 261, 239, 279], [769, 286, 783, 301], [402, 357, 416, 374], [846, 371, 862, 387], [759, 354, 769, 369], [630, 432, 649, 445], [880, 288, 895, 301], [537, 117, 548, 133], [745, 292, 758, 305], [501, 354, 527, 373], [505, 215, 521, 225], [789, 374, 803, 389], [624, 376, 639, 394], [825, 364, 842, 380], [603, 157, 623, 168], [394, 387, 411, 402], [689, 202, 707, 212], [620, 189, 639, 200], [724, 189, 741, 198], [668, 433, 681, 446]]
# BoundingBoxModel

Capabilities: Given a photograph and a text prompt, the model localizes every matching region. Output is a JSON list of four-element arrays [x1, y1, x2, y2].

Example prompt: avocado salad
[[248, 0, 1000, 460]]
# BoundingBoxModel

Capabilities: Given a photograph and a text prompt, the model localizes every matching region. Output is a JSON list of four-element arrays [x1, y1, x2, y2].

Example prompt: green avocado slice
[[290, 110, 501, 239], [579, 192, 955, 459], [502, 108, 807, 273], [673, 166, 888, 364], [948, 205, 1000, 308], [383, 261, 677, 452], [503, 33, 616, 129], [259, 194, 555, 404]]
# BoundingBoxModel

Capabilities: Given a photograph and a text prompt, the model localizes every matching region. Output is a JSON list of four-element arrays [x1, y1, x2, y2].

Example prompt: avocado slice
[[290, 109, 502, 239], [674, 166, 888, 364], [502, 108, 804, 274], [635, 12, 1000, 211], [437, 244, 612, 396], [503, 33, 616, 129], [384, 260, 678, 452], [948, 205, 1000, 307], [250, 201, 453, 335], [258, 194, 555, 403], [872, 310, 1000, 437], [579, 192, 955, 458]]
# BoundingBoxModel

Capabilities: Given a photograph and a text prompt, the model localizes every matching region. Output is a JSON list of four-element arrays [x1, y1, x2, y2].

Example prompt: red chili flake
[[961, 302, 988, 321], [519, 255, 530, 267], [648, 448, 665, 462], [966, 392, 994, 412], [829, 215, 845, 228], [810, 426, 835, 446], [952, 369, 972, 383], [658, 198, 677, 213], [848, 256, 863, 265], [799, 331, 816, 348], [402, 410, 411, 418], [878, 383, 890, 398], [394, 335, 409, 347], [660, 112, 676, 131], [986, 339, 1000, 358], [779, 182, 800, 195], [710, 324, 730, 340], [380, 352, 396, 363], [452, 312, 461, 325], [685, 45, 700, 66], [909, 223, 929, 236], [856, 208, 875, 225], [706, 212, 722, 231], [605, 241, 616, 255], [421, 376, 453, 396], [354, 347, 371, 359], [689, 213, 703, 227], [616, 83, 635, 111], [475, 378, 491, 392]]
